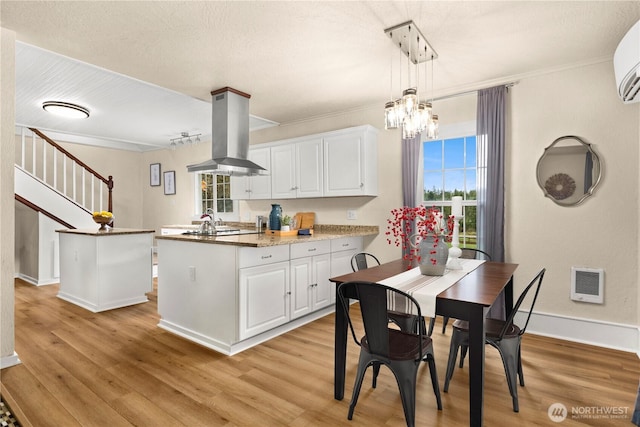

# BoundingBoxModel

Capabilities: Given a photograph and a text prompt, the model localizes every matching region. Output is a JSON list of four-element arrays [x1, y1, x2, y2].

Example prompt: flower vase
[[269, 204, 282, 231], [418, 235, 449, 276]]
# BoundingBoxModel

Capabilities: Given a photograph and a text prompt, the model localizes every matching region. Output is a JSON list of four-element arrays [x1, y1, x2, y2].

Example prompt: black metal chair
[[337, 281, 442, 426], [350, 252, 381, 272], [443, 268, 546, 412], [428, 248, 492, 335]]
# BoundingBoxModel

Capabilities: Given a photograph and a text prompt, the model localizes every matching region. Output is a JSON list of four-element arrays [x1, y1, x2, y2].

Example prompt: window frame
[[420, 120, 478, 247], [192, 173, 239, 221]]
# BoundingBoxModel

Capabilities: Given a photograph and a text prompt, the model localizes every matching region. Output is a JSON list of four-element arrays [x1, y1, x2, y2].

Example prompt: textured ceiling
[[2, 1, 639, 151]]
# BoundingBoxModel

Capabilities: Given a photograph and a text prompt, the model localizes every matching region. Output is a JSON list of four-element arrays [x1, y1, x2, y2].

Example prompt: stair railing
[[15, 126, 113, 215]]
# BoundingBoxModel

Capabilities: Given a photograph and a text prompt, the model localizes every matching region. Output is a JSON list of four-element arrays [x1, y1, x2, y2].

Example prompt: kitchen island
[[155, 225, 377, 355], [57, 228, 155, 312]]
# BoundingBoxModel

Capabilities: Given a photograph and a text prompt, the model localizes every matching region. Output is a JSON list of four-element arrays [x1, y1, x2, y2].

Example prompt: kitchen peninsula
[[57, 228, 155, 312], [155, 225, 377, 355]]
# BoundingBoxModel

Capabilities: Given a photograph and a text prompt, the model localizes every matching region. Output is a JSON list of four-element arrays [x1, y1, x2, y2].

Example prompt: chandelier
[[383, 21, 439, 139]]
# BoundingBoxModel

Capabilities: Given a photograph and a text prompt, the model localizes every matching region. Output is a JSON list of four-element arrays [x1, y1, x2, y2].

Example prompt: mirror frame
[[536, 135, 602, 207]]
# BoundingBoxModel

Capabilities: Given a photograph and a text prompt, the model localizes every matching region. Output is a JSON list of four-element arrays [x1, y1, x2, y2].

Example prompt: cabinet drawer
[[290, 240, 331, 259], [239, 245, 290, 268], [330, 237, 362, 253]]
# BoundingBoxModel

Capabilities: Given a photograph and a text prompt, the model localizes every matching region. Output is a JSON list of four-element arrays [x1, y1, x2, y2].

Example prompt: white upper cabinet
[[231, 147, 271, 199], [323, 126, 378, 197], [235, 125, 377, 200], [271, 137, 323, 199]]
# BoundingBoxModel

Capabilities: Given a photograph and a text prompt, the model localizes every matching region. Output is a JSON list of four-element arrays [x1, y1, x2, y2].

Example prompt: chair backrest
[[498, 268, 546, 339], [350, 252, 381, 272], [337, 281, 424, 360], [460, 248, 492, 261]]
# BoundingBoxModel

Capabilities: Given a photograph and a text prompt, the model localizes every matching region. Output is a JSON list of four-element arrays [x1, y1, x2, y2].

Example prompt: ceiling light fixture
[[383, 21, 439, 139], [170, 131, 201, 149], [42, 101, 90, 119]]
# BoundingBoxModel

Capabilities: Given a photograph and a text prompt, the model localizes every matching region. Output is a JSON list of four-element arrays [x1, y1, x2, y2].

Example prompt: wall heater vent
[[571, 267, 604, 304]]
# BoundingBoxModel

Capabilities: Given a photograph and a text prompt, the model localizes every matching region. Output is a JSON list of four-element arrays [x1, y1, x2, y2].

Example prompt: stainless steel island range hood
[[187, 87, 266, 176]]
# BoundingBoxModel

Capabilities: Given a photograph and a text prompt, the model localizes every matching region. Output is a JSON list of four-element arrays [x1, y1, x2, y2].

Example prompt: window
[[196, 173, 237, 219], [423, 135, 477, 247]]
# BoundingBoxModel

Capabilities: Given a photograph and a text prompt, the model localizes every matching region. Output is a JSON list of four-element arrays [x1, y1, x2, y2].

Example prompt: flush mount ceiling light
[[384, 20, 439, 139], [42, 101, 90, 119], [170, 132, 201, 150]]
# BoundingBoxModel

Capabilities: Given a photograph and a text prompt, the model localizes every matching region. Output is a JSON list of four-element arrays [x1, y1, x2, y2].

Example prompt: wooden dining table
[[330, 259, 519, 427]]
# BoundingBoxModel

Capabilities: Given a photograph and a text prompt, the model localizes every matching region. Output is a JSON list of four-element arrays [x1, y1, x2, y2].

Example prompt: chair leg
[[425, 352, 443, 410], [459, 344, 468, 368], [372, 362, 381, 388], [348, 352, 372, 420], [517, 346, 525, 386], [492, 339, 521, 413], [444, 328, 464, 392], [441, 316, 450, 334], [427, 317, 436, 337], [390, 360, 420, 427]]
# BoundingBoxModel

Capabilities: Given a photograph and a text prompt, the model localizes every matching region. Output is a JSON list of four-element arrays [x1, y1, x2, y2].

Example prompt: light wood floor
[[2, 278, 638, 426]]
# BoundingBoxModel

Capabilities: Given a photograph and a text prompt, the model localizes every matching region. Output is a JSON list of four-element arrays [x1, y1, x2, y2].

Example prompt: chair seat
[[362, 329, 432, 361], [451, 318, 521, 339]]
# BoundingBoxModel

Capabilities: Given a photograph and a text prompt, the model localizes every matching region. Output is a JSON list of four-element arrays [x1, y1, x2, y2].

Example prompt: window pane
[[466, 136, 477, 167], [444, 170, 465, 199], [424, 141, 442, 170], [465, 169, 476, 199], [444, 138, 464, 168], [424, 171, 443, 201]]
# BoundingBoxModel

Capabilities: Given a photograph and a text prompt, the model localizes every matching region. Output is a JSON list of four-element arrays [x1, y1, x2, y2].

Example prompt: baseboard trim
[[515, 309, 639, 355], [0, 352, 21, 369], [16, 273, 58, 286]]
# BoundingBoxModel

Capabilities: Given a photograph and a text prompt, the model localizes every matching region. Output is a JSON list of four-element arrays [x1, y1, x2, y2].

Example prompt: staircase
[[14, 127, 115, 285]]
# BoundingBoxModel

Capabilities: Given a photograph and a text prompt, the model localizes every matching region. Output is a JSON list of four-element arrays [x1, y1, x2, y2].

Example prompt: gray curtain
[[476, 86, 506, 262], [476, 86, 506, 320], [402, 134, 422, 208], [401, 134, 422, 259]]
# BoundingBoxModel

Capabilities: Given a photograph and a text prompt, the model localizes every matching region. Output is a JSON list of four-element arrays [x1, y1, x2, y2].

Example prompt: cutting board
[[295, 212, 315, 229]]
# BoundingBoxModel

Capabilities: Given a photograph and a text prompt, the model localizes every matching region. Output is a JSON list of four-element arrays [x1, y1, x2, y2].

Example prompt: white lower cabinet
[[290, 240, 332, 319], [158, 235, 367, 354], [239, 260, 290, 340], [238, 245, 290, 340], [330, 237, 363, 302]]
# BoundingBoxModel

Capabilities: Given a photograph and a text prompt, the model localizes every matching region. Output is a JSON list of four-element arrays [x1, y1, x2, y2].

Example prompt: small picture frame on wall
[[150, 163, 161, 187], [164, 170, 176, 195]]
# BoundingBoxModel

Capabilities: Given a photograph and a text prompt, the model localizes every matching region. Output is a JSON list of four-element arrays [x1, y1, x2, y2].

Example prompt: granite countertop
[[57, 228, 156, 236], [155, 224, 379, 248]]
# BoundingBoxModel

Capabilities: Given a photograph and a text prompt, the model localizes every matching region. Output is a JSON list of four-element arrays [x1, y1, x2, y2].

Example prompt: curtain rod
[[432, 82, 516, 103]]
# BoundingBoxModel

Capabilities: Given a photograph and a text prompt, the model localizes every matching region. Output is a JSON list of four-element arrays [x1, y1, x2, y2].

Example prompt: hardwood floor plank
[[2, 278, 638, 426]]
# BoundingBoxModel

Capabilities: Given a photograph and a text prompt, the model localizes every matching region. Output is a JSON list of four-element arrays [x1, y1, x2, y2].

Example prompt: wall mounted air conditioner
[[614, 19, 640, 104]]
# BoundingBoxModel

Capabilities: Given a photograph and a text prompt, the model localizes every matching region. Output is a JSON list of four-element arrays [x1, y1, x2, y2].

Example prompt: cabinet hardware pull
[[261, 255, 272, 259], [342, 243, 349, 247], [308, 248, 316, 252], [286, 291, 291, 295]]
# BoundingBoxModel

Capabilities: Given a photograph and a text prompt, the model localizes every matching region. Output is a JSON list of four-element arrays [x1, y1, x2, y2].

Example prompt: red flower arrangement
[[385, 205, 454, 266]]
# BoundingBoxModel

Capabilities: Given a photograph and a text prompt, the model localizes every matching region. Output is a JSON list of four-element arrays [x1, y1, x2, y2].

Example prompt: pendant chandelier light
[[383, 21, 439, 139]]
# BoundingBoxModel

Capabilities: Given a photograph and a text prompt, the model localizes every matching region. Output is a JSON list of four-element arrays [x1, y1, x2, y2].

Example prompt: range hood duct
[[187, 87, 266, 176]]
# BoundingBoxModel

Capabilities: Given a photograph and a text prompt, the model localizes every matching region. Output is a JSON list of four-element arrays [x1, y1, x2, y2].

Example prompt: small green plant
[[281, 215, 291, 226]]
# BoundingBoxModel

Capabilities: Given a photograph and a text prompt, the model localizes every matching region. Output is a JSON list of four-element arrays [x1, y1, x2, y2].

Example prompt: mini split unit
[[614, 19, 640, 104]]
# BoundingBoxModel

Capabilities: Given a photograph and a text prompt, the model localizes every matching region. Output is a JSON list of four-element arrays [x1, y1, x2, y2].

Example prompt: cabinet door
[[239, 261, 290, 340], [248, 147, 272, 199], [324, 133, 365, 196], [270, 145, 296, 199], [231, 147, 271, 199], [312, 253, 332, 311], [290, 257, 312, 319], [323, 127, 378, 197], [296, 138, 323, 198]]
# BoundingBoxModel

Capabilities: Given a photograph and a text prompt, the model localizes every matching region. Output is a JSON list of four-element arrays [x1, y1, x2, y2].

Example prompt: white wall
[[1, 27, 19, 368], [508, 61, 639, 326]]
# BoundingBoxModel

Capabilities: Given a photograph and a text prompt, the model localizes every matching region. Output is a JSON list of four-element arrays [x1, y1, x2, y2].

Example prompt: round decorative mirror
[[536, 135, 601, 206]]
